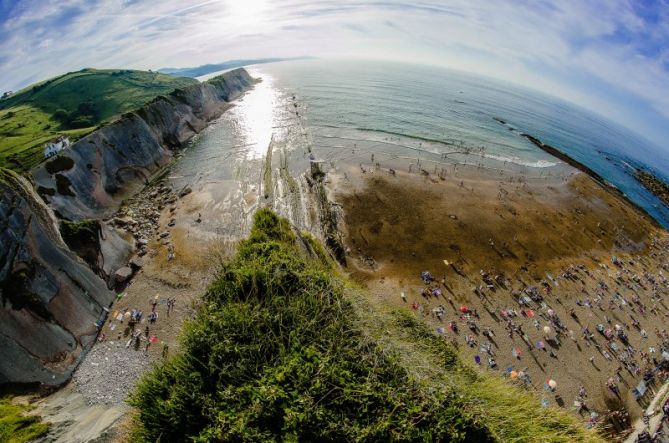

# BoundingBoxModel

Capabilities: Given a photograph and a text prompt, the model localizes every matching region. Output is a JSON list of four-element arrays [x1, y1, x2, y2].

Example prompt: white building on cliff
[[44, 137, 71, 158]]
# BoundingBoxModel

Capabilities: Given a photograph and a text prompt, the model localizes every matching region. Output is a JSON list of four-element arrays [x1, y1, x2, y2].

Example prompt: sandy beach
[[329, 159, 669, 437]]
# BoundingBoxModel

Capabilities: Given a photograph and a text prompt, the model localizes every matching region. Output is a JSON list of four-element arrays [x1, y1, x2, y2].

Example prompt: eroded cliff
[[32, 68, 256, 221], [0, 68, 256, 386], [0, 168, 113, 385]]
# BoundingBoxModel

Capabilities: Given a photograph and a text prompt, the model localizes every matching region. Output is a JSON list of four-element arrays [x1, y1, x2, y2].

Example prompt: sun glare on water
[[234, 69, 278, 159]]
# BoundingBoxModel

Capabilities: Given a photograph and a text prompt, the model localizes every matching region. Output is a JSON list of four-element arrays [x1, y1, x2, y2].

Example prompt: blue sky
[[1, 0, 668, 149]]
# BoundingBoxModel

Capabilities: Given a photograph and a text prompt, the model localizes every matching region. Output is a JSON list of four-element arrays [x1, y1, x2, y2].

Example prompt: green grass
[[0, 69, 197, 173], [130, 209, 604, 442], [0, 397, 48, 443]]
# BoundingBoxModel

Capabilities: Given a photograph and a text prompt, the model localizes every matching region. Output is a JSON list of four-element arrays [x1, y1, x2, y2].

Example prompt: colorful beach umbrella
[[536, 341, 546, 349]]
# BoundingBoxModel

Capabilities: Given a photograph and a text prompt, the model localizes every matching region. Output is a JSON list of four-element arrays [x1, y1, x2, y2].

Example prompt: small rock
[[178, 187, 192, 197], [159, 231, 169, 238], [136, 238, 148, 246]]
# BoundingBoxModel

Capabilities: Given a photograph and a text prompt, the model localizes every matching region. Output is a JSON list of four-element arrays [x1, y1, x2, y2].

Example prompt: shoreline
[[520, 132, 665, 230], [10, 71, 669, 441]]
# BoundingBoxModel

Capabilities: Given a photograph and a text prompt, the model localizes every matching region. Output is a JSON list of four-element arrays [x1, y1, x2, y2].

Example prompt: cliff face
[[0, 69, 255, 386], [0, 169, 113, 385], [32, 68, 256, 221]]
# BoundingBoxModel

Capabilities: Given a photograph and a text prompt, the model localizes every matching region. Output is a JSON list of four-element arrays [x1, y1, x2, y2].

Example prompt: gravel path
[[72, 341, 151, 406]]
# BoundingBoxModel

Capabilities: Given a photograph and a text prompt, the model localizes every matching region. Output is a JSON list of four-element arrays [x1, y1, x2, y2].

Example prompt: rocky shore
[[519, 132, 663, 229], [634, 169, 669, 209], [0, 68, 256, 389]]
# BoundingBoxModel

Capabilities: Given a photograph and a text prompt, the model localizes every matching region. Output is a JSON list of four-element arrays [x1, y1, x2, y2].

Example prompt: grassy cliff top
[[129, 209, 604, 442], [0, 69, 197, 173]]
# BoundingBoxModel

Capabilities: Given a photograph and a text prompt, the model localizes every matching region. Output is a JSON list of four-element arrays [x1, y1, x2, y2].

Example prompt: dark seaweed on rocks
[[519, 132, 663, 229], [634, 169, 669, 209]]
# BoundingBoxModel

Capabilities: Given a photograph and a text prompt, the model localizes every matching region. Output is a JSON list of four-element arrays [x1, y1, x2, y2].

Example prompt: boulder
[[129, 256, 144, 270], [114, 267, 133, 284], [99, 222, 133, 285]]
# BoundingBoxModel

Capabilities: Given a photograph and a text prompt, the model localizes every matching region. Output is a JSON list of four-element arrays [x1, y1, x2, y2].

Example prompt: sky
[[0, 0, 668, 149]]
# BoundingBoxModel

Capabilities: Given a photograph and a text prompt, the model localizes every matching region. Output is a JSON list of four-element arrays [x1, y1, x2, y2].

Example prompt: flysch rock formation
[[0, 68, 256, 386], [32, 68, 256, 221], [0, 168, 113, 385]]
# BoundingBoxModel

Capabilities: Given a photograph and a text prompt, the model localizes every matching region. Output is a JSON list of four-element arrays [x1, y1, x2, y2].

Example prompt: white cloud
[[0, 0, 668, 147]]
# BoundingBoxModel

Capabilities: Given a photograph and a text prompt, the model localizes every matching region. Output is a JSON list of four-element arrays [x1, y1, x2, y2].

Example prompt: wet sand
[[330, 161, 669, 431]]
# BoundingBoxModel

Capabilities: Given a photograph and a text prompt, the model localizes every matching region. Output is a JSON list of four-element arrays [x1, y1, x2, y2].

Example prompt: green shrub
[[44, 155, 74, 174], [52, 109, 68, 122], [60, 217, 98, 239], [130, 209, 491, 442]]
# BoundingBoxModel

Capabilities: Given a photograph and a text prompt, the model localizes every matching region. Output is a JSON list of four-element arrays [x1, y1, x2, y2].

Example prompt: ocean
[[174, 59, 669, 229]]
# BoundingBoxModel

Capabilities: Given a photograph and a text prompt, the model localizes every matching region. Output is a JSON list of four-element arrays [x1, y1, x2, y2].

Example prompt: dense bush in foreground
[[130, 209, 492, 442]]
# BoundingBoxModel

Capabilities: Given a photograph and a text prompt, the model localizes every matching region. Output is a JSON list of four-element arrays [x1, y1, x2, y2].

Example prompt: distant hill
[[158, 56, 314, 78], [0, 68, 197, 173]]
